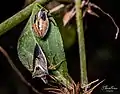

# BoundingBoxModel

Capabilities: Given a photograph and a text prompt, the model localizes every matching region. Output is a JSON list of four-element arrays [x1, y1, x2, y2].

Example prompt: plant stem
[[0, 46, 42, 94], [75, 0, 88, 88], [0, 0, 50, 37]]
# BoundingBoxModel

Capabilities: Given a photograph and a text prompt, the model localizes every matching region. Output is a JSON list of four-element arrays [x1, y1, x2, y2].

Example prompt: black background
[[0, 0, 120, 94]]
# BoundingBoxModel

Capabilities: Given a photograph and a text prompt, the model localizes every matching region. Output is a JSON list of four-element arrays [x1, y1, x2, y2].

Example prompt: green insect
[[17, 4, 67, 85]]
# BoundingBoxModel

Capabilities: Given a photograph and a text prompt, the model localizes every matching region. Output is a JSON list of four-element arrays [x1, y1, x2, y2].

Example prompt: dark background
[[0, 0, 120, 94]]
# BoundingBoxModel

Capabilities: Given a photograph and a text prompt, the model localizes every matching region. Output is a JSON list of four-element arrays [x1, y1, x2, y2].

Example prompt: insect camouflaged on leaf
[[32, 44, 65, 84], [32, 8, 49, 38]]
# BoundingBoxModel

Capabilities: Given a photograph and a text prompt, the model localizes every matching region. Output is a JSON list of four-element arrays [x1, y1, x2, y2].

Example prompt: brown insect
[[32, 8, 49, 38]]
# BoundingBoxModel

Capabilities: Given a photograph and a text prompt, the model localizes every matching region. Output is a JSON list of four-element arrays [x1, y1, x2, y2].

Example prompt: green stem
[[75, 0, 88, 88], [0, 0, 50, 37]]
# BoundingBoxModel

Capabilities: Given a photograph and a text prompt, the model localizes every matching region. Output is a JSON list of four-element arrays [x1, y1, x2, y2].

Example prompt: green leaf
[[17, 3, 71, 87]]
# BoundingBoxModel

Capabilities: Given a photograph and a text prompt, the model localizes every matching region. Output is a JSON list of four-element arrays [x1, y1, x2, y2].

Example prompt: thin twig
[[84, 79, 105, 94], [63, 7, 76, 26], [0, 46, 42, 94], [89, 3, 119, 39], [49, 4, 65, 13], [82, 79, 99, 89], [44, 88, 63, 92]]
